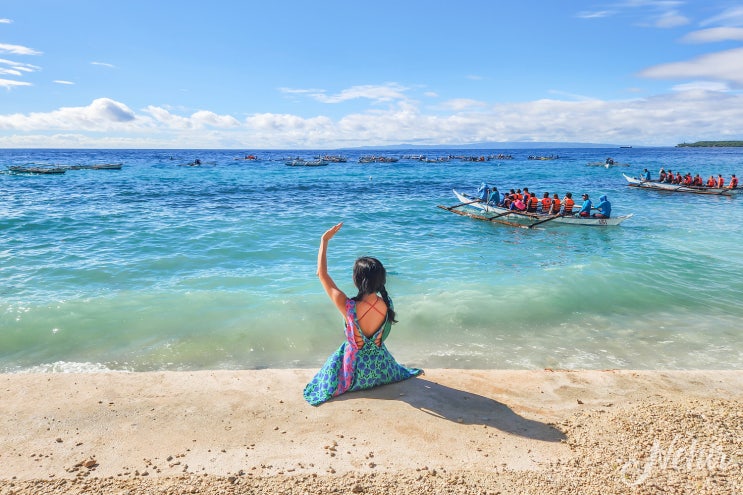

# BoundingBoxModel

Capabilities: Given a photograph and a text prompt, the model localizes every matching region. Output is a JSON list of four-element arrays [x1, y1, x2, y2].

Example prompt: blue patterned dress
[[303, 298, 422, 406]]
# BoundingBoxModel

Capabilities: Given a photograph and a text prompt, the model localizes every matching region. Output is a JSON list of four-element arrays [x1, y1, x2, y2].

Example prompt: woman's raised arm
[[317, 222, 347, 315]]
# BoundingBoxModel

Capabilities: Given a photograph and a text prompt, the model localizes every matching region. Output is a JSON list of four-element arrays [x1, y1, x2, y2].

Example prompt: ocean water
[[1, 147, 741, 372]]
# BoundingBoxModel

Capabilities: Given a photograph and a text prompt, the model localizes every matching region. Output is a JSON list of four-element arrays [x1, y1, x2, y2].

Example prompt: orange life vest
[[541, 198, 551, 211], [528, 196, 539, 209], [552, 198, 561, 211], [717, 177, 725, 188], [563, 198, 574, 213], [707, 177, 715, 187], [731, 177, 739, 188]]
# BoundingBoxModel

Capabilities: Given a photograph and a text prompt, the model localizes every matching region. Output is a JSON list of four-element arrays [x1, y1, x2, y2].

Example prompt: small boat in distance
[[358, 156, 399, 163], [623, 173, 741, 196], [8, 165, 66, 175], [66, 163, 123, 170], [285, 159, 328, 167]]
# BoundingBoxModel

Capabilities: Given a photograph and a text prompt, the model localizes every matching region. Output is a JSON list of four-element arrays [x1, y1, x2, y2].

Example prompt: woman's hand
[[321, 222, 343, 243]]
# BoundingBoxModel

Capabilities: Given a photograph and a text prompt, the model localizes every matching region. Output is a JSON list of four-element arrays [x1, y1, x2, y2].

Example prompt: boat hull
[[623, 173, 740, 196], [452, 190, 631, 227]]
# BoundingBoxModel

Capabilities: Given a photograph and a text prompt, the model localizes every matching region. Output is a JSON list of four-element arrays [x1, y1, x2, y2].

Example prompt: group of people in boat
[[642, 168, 738, 189], [477, 184, 611, 218]]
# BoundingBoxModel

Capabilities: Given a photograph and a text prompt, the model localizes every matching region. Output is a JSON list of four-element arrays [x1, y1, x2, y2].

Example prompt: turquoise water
[[1, 147, 741, 372]]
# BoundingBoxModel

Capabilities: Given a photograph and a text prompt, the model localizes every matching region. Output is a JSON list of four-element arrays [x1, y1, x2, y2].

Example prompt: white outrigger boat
[[623, 173, 741, 196], [441, 190, 633, 228]]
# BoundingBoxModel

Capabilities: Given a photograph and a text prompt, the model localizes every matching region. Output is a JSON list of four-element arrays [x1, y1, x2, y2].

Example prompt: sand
[[0, 369, 740, 494]]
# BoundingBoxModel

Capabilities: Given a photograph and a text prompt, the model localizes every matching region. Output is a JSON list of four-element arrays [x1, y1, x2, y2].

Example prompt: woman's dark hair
[[352, 256, 396, 323]]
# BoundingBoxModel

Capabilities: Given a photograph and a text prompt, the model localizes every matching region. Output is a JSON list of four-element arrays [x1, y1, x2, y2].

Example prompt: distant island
[[677, 141, 743, 147]]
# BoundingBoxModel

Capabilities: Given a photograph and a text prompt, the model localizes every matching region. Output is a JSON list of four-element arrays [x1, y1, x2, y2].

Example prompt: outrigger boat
[[285, 158, 328, 167], [623, 173, 741, 196], [440, 190, 633, 228], [8, 165, 66, 175]]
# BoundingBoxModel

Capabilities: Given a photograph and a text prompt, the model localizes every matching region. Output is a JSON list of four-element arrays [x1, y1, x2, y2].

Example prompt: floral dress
[[303, 298, 422, 406]]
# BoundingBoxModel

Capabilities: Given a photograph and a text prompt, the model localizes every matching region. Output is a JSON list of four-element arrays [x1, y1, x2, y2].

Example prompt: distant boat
[[90, 163, 123, 170], [285, 159, 328, 167], [623, 173, 741, 196], [619, 145, 632, 148], [65, 163, 122, 170], [8, 165, 66, 175], [358, 156, 399, 163], [527, 155, 559, 160]]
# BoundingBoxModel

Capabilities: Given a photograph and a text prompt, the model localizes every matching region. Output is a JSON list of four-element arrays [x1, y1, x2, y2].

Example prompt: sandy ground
[[0, 369, 740, 494]]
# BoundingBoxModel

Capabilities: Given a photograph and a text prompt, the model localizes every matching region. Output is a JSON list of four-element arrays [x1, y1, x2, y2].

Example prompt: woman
[[303, 223, 422, 406]]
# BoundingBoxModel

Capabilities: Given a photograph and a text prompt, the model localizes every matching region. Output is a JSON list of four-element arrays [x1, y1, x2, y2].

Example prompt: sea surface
[[1, 147, 741, 373]]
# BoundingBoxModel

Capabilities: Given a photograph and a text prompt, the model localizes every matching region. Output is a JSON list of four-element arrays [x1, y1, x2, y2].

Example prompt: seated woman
[[304, 223, 422, 406]]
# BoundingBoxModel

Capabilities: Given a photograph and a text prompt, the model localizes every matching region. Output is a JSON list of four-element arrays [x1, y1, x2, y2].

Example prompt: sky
[[1, 0, 743, 149]]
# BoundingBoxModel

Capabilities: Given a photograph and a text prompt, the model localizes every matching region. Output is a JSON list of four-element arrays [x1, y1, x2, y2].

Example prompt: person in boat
[[562, 192, 575, 215], [642, 169, 651, 181], [729, 174, 739, 189], [707, 175, 716, 187], [578, 193, 592, 217], [477, 182, 491, 201], [510, 196, 526, 211], [550, 193, 561, 214], [526, 192, 539, 213], [694, 174, 703, 186], [487, 187, 502, 206], [664, 170, 673, 183], [683, 173, 692, 186], [303, 222, 422, 406], [503, 189, 516, 208], [717, 175, 725, 188], [658, 168, 667, 182], [675, 172, 683, 184], [593, 195, 611, 219], [606, 157, 615, 165], [540, 192, 552, 213], [522, 187, 530, 202]]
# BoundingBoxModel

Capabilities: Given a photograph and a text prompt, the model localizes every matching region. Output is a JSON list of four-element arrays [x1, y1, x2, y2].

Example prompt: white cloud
[[700, 6, 743, 27], [0, 68, 21, 76], [577, 2, 689, 28], [440, 98, 488, 111], [0, 58, 40, 72], [2, 90, 743, 148], [654, 10, 689, 28], [0, 77, 31, 89], [283, 84, 408, 104], [682, 27, 743, 43], [466, 75, 484, 81], [53, 80, 75, 85], [639, 47, 743, 86], [191, 110, 240, 128], [145, 106, 240, 130], [671, 81, 730, 92], [0, 43, 41, 56], [0, 18, 12, 24], [576, 10, 615, 19], [91, 61, 116, 68], [0, 98, 137, 131]]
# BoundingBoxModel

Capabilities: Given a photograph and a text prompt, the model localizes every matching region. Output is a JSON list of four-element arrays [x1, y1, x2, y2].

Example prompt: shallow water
[[1, 147, 741, 372]]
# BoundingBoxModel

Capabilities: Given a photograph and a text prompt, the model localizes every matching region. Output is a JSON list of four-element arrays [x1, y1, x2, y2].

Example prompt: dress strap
[[357, 296, 385, 323]]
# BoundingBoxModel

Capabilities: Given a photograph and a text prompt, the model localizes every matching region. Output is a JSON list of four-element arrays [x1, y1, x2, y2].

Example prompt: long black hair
[[352, 256, 396, 323]]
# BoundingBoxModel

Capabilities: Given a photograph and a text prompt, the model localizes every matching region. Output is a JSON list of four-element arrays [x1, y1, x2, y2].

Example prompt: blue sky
[[1, 0, 743, 148]]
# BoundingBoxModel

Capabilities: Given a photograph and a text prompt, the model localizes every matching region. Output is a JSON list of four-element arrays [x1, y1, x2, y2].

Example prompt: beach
[[1, 369, 740, 494]]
